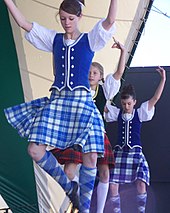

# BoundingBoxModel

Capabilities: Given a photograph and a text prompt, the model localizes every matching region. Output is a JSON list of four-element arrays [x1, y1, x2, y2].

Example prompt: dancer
[[52, 40, 126, 213], [105, 66, 166, 213], [3, 0, 117, 212]]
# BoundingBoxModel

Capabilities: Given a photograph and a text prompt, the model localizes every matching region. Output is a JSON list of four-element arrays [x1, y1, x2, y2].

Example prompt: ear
[[134, 99, 137, 105], [79, 14, 83, 20]]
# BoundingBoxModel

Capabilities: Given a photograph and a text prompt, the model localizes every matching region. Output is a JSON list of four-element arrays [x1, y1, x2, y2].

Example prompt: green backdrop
[[0, 2, 39, 212]]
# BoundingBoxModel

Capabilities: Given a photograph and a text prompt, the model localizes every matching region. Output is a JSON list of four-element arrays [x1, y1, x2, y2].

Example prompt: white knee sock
[[96, 181, 109, 213]]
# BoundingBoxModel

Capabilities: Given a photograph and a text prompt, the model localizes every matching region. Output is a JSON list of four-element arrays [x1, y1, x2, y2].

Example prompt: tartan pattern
[[51, 134, 115, 168], [4, 97, 49, 137], [37, 151, 72, 193], [110, 195, 121, 213], [79, 165, 97, 212], [97, 134, 115, 168], [51, 148, 82, 165], [137, 193, 147, 213], [4, 89, 105, 153], [110, 147, 150, 185]]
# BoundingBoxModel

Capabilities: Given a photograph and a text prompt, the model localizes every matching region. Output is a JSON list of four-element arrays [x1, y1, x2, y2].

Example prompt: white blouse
[[105, 101, 155, 122], [91, 74, 120, 101], [25, 19, 116, 52]]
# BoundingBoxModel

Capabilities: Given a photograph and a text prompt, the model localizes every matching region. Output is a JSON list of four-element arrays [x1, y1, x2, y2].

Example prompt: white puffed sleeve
[[104, 104, 120, 122], [137, 101, 155, 122], [25, 22, 57, 52], [103, 74, 120, 101], [88, 19, 116, 52]]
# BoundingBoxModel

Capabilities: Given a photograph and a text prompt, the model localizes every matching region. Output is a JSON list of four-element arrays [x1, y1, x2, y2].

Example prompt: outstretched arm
[[102, 0, 117, 30], [148, 66, 166, 111], [112, 38, 126, 80], [4, 0, 32, 32]]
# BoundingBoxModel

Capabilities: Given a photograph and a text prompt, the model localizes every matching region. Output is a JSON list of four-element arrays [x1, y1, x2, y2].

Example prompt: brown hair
[[59, 0, 85, 17], [121, 84, 136, 100]]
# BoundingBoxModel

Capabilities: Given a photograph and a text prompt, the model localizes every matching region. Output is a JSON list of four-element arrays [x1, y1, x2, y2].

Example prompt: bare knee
[[136, 180, 146, 194], [109, 183, 119, 196], [64, 163, 78, 180], [27, 142, 46, 162], [82, 152, 97, 168], [98, 164, 109, 183]]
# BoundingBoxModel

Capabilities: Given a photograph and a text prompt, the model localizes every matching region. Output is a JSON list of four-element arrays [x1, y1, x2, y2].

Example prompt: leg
[[79, 152, 97, 213], [28, 142, 79, 208], [109, 183, 121, 213], [64, 162, 80, 193], [96, 164, 109, 213], [64, 163, 79, 181], [136, 180, 147, 213]]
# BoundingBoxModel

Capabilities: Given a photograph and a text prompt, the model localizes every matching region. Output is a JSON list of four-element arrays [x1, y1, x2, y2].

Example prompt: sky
[[130, 0, 170, 67]]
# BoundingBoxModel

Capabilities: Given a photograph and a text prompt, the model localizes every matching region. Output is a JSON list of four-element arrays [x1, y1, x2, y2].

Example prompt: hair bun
[[78, 0, 85, 6]]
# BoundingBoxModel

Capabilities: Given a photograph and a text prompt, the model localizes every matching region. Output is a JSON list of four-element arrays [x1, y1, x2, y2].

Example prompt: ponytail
[[121, 84, 136, 100], [59, 0, 85, 17]]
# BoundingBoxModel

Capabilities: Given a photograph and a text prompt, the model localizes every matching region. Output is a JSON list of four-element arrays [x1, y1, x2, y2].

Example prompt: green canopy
[[0, 3, 39, 213]]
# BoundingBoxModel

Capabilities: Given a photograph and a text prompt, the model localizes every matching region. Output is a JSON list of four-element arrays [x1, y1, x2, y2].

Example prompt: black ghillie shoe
[[66, 181, 79, 210]]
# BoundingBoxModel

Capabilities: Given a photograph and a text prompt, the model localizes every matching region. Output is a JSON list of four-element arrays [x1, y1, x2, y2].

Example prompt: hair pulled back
[[121, 84, 136, 100], [91, 62, 104, 82], [59, 0, 85, 17]]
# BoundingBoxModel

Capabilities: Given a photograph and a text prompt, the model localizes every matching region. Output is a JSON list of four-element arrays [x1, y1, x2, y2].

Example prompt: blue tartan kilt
[[4, 88, 105, 153], [109, 147, 150, 185]]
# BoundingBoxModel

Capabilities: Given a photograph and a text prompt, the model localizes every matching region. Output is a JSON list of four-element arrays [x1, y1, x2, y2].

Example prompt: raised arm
[[148, 66, 166, 111], [102, 0, 117, 30], [4, 0, 32, 32], [112, 38, 126, 80]]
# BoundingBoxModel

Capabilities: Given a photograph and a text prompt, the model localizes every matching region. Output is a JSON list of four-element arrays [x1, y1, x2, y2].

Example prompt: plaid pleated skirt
[[110, 147, 150, 185], [4, 88, 105, 153], [51, 134, 115, 168], [97, 134, 114, 168]]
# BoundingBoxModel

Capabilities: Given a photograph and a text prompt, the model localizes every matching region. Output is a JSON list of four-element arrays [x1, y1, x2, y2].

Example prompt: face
[[89, 65, 102, 88], [59, 10, 81, 34], [121, 96, 136, 114]]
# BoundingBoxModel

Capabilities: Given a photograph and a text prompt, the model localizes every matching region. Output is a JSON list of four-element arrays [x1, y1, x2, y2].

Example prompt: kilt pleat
[[97, 134, 115, 168], [51, 134, 115, 168], [4, 89, 105, 153], [4, 97, 49, 137], [110, 147, 150, 185], [51, 148, 82, 165]]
